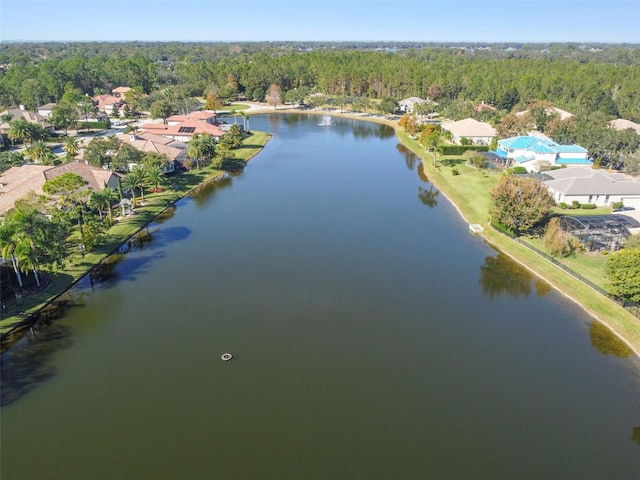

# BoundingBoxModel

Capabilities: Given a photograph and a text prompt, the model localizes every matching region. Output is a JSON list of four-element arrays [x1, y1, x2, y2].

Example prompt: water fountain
[[318, 115, 333, 127]]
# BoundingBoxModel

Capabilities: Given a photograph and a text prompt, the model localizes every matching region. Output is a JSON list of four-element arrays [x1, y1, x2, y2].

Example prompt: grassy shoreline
[[0, 131, 271, 344], [264, 107, 640, 358], [2, 108, 639, 359]]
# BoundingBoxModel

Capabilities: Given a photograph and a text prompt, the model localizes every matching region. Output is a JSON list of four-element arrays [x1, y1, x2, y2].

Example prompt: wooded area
[[1, 42, 639, 121]]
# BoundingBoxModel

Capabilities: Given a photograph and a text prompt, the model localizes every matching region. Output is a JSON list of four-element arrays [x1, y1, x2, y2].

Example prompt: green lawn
[[393, 125, 639, 355], [519, 236, 609, 288]]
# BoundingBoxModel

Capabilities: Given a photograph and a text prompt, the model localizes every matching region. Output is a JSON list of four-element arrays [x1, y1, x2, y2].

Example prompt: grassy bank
[[394, 120, 640, 357], [0, 131, 271, 338], [268, 106, 639, 356], [3, 108, 639, 358]]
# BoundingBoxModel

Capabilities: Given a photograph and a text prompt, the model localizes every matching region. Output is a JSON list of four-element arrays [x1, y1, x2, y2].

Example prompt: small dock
[[469, 224, 484, 234]]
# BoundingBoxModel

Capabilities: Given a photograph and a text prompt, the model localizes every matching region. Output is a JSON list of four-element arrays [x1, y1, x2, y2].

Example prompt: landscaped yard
[[0, 131, 271, 336], [519, 235, 609, 288]]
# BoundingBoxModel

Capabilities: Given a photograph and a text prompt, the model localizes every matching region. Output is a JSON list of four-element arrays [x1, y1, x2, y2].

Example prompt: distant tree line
[[1, 42, 639, 121]]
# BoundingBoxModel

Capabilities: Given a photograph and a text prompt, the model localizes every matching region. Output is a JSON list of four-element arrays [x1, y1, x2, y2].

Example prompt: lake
[[2, 114, 639, 479]]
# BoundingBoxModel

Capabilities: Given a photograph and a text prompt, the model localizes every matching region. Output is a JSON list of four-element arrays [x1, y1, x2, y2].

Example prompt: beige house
[[516, 106, 574, 121], [142, 111, 226, 142], [0, 162, 121, 216], [441, 118, 496, 145], [116, 131, 186, 173], [93, 94, 126, 117], [610, 118, 640, 135], [112, 86, 131, 98], [474, 101, 497, 113], [0, 106, 55, 135]]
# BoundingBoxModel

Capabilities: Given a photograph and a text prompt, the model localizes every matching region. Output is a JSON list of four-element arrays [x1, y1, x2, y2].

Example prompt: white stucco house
[[495, 135, 591, 172], [540, 167, 640, 209], [397, 97, 438, 114], [441, 118, 496, 145]]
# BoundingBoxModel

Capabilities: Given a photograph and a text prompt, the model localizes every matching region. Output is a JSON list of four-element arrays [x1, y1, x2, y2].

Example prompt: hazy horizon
[[2, 1, 639, 44]]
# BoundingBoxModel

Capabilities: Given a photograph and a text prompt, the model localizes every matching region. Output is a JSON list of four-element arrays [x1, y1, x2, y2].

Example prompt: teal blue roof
[[555, 144, 588, 153], [557, 156, 592, 164], [531, 142, 556, 154], [499, 136, 537, 149], [515, 155, 535, 163], [498, 135, 587, 156]]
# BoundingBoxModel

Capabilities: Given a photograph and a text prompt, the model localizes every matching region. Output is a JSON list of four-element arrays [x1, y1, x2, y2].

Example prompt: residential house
[[0, 105, 55, 136], [495, 135, 590, 172], [441, 118, 496, 145], [141, 111, 226, 142], [37, 103, 56, 118], [112, 86, 131, 98], [474, 101, 497, 113], [397, 97, 438, 114], [93, 94, 126, 117], [116, 131, 186, 173], [0, 162, 121, 216], [539, 167, 640, 209], [609, 118, 640, 136], [516, 106, 574, 121]]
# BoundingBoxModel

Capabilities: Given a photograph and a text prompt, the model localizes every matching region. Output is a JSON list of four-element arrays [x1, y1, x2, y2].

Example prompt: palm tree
[[88, 188, 118, 220], [0, 218, 24, 289], [122, 168, 146, 204], [8, 119, 32, 147], [62, 135, 80, 160], [144, 166, 164, 192], [13, 237, 41, 287], [26, 140, 54, 164], [241, 111, 249, 131], [230, 108, 238, 124], [78, 96, 97, 132], [187, 134, 216, 169], [7, 206, 46, 288]]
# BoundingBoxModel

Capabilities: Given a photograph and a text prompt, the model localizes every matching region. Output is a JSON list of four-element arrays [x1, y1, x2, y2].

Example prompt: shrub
[[543, 217, 579, 256], [612, 201, 624, 209], [439, 145, 489, 155], [571, 200, 580, 209], [469, 153, 486, 168], [511, 166, 528, 174], [558, 202, 568, 209], [580, 203, 597, 209], [490, 175, 555, 234], [452, 168, 460, 176], [490, 218, 516, 237]]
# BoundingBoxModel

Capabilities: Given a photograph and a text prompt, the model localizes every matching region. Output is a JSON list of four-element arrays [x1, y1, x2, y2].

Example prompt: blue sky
[[1, 0, 639, 43]]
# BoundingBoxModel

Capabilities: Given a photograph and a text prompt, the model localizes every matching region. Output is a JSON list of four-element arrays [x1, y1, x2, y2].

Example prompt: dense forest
[[1, 42, 639, 121]]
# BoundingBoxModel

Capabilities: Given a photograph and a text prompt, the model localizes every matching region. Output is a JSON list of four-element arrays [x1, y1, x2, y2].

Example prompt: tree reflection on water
[[1, 323, 73, 406], [479, 252, 551, 299], [589, 321, 632, 358], [396, 143, 419, 170]]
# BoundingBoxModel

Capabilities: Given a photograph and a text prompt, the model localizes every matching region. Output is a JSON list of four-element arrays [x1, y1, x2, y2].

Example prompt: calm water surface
[[2, 114, 640, 479]]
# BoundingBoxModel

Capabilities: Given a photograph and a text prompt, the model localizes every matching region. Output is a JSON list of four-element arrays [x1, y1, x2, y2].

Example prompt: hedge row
[[439, 145, 489, 155], [77, 121, 111, 130]]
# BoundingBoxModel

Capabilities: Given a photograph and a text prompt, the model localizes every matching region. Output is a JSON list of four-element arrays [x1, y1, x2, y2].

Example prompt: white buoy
[[221, 353, 233, 361]]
